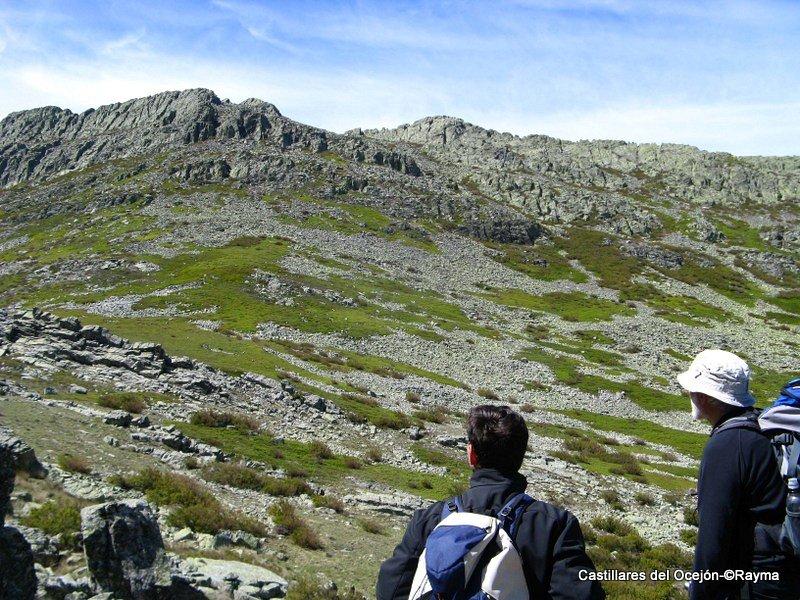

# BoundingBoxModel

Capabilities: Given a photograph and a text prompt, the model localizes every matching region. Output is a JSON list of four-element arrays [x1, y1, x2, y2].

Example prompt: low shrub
[[358, 517, 385, 535], [343, 456, 362, 469], [634, 492, 656, 506], [405, 391, 421, 403], [342, 393, 377, 407], [412, 407, 447, 424], [109, 467, 266, 536], [600, 489, 625, 511], [477, 388, 499, 400], [310, 441, 334, 460], [365, 446, 382, 463], [312, 494, 346, 513], [683, 506, 699, 527], [286, 578, 366, 600], [591, 515, 635, 536], [57, 453, 92, 475], [680, 528, 698, 546], [269, 500, 323, 550], [20, 500, 82, 548], [202, 462, 311, 497], [98, 393, 147, 414], [190, 409, 259, 432]]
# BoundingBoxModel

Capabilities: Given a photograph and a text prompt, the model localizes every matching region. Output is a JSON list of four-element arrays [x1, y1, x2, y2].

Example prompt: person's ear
[[467, 443, 479, 468]]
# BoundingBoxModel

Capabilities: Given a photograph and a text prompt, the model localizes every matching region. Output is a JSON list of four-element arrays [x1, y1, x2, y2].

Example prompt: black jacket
[[692, 409, 787, 600], [376, 468, 604, 600]]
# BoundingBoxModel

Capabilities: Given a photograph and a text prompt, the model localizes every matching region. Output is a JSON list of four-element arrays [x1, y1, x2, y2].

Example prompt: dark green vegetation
[[286, 578, 366, 600], [110, 467, 268, 536], [20, 500, 84, 549], [584, 516, 692, 600], [565, 410, 707, 459], [537, 425, 695, 491], [201, 462, 312, 497], [175, 421, 469, 501], [269, 500, 324, 550], [518, 345, 685, 411], [475, 287, 633, 322]]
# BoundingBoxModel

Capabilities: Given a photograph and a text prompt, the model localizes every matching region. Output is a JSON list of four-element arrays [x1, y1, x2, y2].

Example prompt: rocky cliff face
[[1, 89, 799, 597]]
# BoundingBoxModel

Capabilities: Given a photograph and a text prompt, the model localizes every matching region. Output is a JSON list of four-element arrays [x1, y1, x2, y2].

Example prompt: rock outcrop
[[81, 500, 175, 598], [0, 446, 38, 600], [80, 500, 287, 599]]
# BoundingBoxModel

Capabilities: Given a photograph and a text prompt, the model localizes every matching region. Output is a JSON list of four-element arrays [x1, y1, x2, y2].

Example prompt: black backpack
[[713, 396, 800, 558]]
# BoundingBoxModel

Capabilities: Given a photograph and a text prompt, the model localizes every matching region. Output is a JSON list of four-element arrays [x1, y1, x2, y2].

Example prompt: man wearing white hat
[[678, 349, 798, 600]]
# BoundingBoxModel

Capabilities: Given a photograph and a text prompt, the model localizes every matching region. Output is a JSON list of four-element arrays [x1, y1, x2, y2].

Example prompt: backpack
[[408, 493, 533, 600], [713, 378, 800, 559]]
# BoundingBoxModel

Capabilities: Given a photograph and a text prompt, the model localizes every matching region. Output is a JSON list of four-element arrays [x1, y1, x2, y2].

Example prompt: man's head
[[677, 349, 755, 424], [466, 405, 529, 473]]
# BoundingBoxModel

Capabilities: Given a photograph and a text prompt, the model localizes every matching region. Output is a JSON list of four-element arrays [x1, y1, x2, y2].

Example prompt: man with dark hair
[[377, 404, 604, 599], [678, 350, 800, 600]]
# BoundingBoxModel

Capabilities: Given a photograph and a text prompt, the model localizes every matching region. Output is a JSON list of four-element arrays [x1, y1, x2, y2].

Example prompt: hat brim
[[677, 369, 756, 408]]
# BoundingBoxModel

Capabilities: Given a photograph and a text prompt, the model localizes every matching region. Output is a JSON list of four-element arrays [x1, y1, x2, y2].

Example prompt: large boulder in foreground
[[0, 446, 37, 600], [81, 499, 174, 599]]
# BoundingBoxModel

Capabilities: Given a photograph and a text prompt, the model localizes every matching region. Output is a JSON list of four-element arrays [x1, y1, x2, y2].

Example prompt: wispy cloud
[[0, 0, 798, 155]]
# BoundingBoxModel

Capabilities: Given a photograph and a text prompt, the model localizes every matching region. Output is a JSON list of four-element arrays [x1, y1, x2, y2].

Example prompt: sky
[[0, 0, 799, 155]]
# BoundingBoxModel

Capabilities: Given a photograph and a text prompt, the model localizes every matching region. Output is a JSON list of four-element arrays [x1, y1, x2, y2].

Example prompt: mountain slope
[[1, 89, 799, 597]]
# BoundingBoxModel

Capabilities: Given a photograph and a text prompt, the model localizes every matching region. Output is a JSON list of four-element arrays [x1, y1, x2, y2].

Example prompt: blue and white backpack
[[408, 493, 533, 600], [716, 378, 800, 558]]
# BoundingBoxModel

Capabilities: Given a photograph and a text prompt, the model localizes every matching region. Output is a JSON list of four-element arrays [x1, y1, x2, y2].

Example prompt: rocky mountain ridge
[[1, 89, 799, 598]]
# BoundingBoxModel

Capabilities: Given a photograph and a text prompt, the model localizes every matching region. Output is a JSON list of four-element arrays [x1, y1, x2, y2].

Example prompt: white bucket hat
[[677, 349, 756, 407]]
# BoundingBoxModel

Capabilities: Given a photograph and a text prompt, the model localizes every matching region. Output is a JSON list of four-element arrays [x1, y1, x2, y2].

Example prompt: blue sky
[[1, 0, 799, 155]]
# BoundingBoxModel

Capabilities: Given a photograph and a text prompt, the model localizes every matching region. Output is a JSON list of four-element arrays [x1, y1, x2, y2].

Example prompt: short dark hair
[[466, 405, 529, 473]]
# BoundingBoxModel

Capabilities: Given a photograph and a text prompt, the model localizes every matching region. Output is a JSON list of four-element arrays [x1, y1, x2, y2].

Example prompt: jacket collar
[[469, 468, 527, 491]]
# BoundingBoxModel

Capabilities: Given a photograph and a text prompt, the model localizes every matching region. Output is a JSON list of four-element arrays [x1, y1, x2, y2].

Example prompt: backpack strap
[[712, 412, 761, 436], [785, 438, 800, 480], [498, 493, 534, 539], [440, 495, 463, 519]]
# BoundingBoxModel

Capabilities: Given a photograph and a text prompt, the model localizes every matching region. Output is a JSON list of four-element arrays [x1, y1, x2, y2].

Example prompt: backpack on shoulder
[[716, 378, 800, 559], [408, 493, 533, 600]]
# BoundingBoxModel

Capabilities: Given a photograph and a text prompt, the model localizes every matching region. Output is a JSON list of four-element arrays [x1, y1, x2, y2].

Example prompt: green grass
[[279, 195, 439, 253], [110, 467, 267, 536], [484, 241, 588, 283], [565, 409, 707, 458], [475, 288, 633, 322], [713, 217, 767, 251], [517, 346, 682, 410], [174, 421, 467, 500]]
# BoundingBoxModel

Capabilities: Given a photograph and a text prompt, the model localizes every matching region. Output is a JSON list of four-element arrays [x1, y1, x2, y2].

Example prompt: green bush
[[20, 500, 82, 548], [286, 578, 366, 600], [412, 407, 447, 424], [312, 494, 346, 513], [109, 467, 266, 536], [310, 441, 334, 460], [269, 500, 323, 550], [634, 492, 656, 506], [405, 391, 421, 403], [98, 393, 147, 413], [680, 529, 698, 546], [190, 409, 259, 432], [683, 506, 699, 527], [477, 388, 499, 400], [202, 462, 311, 497]]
